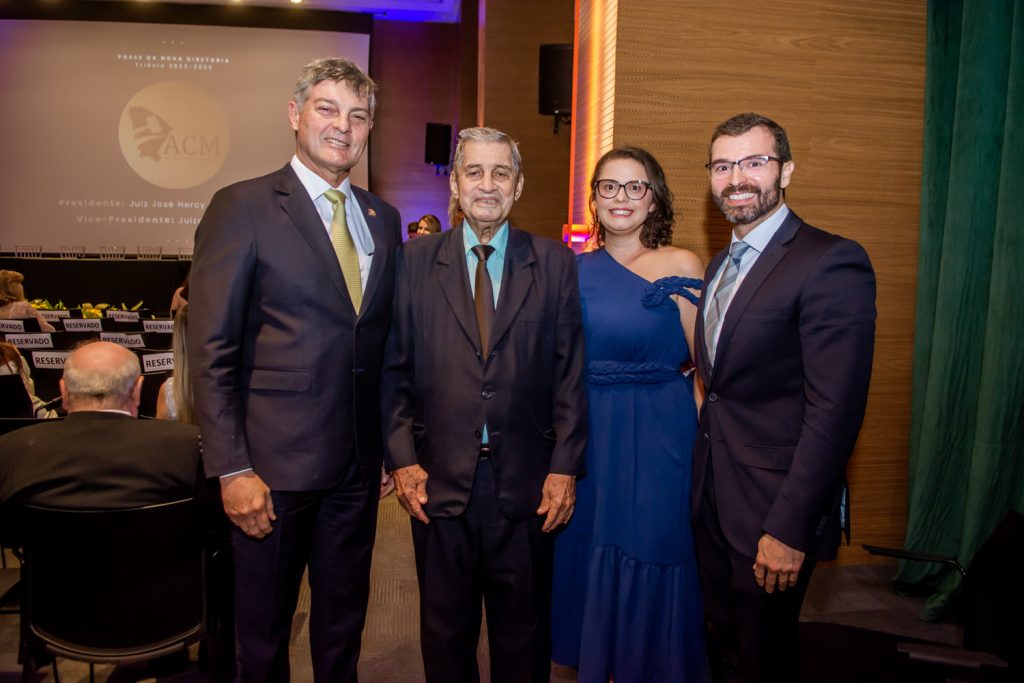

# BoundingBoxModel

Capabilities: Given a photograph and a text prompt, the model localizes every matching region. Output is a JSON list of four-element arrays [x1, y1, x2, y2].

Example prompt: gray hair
[[292, 57, 378, 116], [448, 127, 523, 227], [63, 343, 140, 405]]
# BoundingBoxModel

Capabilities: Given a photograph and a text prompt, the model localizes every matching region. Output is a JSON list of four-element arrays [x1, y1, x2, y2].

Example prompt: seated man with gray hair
[[0, 341, 208, 515]]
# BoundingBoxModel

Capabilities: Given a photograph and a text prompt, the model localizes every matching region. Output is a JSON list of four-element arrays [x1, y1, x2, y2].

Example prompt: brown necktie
[[472, 244, 496, 355]]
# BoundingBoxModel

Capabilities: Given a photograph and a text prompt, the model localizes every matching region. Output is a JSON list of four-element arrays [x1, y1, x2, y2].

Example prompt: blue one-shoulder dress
[[552, 249, 708, 682]]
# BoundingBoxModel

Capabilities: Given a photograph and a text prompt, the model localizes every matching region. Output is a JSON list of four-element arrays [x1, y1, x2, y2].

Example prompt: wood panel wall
[[369, 19, 463, 230], [603, 0, 926, 562], [479, 0, 575, 241]]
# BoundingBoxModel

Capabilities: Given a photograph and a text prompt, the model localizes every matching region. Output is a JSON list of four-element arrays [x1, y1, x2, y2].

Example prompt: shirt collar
[[290, 155, 351, 201], [463, 220, 510, 260], [732, 203, 790, 253]]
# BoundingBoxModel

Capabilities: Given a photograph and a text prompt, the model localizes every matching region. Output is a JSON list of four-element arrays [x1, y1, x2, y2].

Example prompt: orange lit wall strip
[[564, 0, 617, 251]]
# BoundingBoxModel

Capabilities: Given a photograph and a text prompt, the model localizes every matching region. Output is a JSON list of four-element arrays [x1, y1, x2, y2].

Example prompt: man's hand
[[536, 473, 576, 532], [392, 464, 430, 524], [220, 471, 276, 539], [379, 467, 396, 499], [754, 533, 805, 593]]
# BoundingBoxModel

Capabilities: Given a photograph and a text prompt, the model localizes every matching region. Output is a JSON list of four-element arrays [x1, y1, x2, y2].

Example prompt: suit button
[[708, 392, 719, 402], [703, 433, 710, 441], [354, 326, 362, 334], [474, 430, 482, 438], [481, 390, 494, 399]]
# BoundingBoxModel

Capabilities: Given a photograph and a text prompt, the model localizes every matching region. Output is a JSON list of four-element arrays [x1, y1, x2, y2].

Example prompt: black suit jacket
[[693, 210, 876, 560], [381, 225, 587, 520], [189, 164, 401, 489], [0, 411, 204, 512]]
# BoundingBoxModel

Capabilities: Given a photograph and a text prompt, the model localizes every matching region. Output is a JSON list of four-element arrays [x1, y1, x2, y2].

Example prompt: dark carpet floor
[[0, 495, 964, 682]]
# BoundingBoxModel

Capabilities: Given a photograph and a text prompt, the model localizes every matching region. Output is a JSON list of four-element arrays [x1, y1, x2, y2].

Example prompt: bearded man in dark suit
[[188, 57, 401, 682], [382, 126, 587, 683], [693, 113, 876, 683]]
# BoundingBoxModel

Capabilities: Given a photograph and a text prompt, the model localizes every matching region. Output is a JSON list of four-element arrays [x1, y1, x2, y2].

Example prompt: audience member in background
[[189, 57, 401, 682], [156, 302, 195, 424], [0, 341, 207, 516], [407, 221, 421, 240], [416, 213, 442, 235], [0, 270, 56, 332], [0, 341, 57, 418], [693, 113, 875, 682], [550, 147, 708, 682], [170, 272, 190, 316]]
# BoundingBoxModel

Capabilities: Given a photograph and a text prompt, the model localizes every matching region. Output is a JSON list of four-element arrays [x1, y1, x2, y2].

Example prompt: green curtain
[[897, 0, 1024, 620]]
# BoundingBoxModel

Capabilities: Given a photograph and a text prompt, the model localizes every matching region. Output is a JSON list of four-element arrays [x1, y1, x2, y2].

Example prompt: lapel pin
[[367, 208, 377, 217]]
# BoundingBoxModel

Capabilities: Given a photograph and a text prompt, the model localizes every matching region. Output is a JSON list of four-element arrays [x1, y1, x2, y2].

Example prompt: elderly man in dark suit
[[0, 341, 204, 514], [692, 112, 877, 682], [188, 57, 401, 682], [382, 126, 587, 683]]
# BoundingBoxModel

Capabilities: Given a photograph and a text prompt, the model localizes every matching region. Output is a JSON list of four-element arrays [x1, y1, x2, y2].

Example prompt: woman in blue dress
[[552, 147, 708, 682]]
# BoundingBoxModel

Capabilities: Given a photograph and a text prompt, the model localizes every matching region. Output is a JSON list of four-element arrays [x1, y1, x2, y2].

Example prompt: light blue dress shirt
[[462, 220, 509, 445], [462, 219, 509, 304], [704, 204, 790, 353], [290, 156, 374, 290]]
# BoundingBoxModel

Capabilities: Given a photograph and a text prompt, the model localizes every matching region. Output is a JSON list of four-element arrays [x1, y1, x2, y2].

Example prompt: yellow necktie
[[323, 189, 363, 312]]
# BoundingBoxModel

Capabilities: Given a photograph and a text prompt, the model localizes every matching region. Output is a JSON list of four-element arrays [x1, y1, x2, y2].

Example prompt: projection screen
[[0, 10, 371, 254]]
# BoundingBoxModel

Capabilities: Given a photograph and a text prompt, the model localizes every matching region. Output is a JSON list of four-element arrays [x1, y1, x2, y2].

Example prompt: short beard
[[714, 177, 782, 225]]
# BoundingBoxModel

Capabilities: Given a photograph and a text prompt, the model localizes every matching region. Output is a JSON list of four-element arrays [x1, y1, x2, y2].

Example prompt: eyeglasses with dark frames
[[594, 179, 652, 200], [704, 155, 782, 177]]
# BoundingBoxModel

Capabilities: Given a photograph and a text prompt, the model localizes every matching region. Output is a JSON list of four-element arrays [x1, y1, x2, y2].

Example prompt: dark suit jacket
[[0, 411, 204, 511], [693, 210, 876, 561], [381, 225, 587, 520], [189, 164, 401, 490]]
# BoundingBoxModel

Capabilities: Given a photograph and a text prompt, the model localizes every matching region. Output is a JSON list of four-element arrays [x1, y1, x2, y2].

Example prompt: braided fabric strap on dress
[[586, 361, 683, 385], [641, 276, 703, 308]]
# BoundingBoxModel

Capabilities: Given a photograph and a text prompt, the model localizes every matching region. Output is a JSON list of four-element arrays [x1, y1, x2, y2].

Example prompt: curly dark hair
[[589, 147, 674, 249]]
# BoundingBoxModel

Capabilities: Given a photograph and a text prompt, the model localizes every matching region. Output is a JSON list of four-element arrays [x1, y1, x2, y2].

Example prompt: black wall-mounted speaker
[[424, 123, 452, 166], [539, 44, 573, 116]]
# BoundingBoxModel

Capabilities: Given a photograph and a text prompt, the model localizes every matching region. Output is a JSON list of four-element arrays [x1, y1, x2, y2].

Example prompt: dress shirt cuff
[[219, 467, 254, 479]]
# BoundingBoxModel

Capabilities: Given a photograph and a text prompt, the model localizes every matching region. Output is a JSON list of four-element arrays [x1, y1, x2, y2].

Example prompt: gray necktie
[[705, 241, 751, 367]]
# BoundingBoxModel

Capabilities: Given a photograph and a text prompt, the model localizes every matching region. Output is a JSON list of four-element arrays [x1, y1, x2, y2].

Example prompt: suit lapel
[[714, 212, 803, 371], [274, 165, 349, 300], [353, 187, 389, 318], [436, 226, 483, 353], [489, 227, 535, 357]]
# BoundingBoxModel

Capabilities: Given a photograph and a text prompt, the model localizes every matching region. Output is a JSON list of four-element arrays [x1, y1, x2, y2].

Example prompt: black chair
[[21, 350, 65, 407], [857, 510, 1024, 681], [0, 373, 33, 418], [2, 317, 43, 333], [19, 499, 232, 682], [138, 368, 171, 418]]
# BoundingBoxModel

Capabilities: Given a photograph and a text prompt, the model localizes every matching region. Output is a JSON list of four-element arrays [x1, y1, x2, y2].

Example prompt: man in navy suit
[[382, 127, 587, 683], [692, 113, 876, 682], [189, 58, 401, 682]]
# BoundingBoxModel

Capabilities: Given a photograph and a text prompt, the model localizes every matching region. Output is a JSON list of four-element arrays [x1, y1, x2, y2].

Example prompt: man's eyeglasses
[[594, 179, 652, 200], [705, 155, 782, 178]]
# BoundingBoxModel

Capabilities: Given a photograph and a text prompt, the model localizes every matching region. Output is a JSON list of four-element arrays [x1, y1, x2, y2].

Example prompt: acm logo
[[118, 81, 230, 189]]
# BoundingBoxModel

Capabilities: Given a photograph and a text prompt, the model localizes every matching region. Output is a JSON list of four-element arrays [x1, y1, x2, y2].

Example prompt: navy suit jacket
[[693, 210, 876, 560], [189, 163, 401, 490], [381, 225, 587, 520]]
